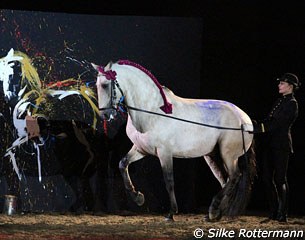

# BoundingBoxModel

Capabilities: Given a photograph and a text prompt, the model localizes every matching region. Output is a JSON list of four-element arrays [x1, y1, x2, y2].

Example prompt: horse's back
[[166, 91, 252, 126], [158, 94, 254, 156]]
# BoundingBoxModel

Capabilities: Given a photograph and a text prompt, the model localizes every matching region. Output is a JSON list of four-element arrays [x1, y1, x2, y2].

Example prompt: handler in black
[[252, 73, 300, 222]]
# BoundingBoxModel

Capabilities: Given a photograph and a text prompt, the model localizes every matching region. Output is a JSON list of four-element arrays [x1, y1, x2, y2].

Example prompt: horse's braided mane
[[117, 60, 172, 114]]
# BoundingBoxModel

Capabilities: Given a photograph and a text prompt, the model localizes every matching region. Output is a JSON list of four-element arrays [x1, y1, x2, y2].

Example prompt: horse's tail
[[219, 141, 257, 217]]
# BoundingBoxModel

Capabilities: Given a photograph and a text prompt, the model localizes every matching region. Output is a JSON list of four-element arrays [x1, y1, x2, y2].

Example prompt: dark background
[[0, 0, 304, 216]]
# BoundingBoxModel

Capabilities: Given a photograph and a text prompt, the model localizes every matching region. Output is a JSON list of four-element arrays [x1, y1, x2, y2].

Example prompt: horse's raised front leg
[[119, 145, 145, 206], [158, 149, 177, 221]]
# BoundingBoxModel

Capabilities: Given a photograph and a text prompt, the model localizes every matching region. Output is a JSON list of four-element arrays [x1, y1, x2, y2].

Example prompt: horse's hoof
[[208, 210, 221, 222], [164, 213, 174, 221], [204, 215, 220, 222], [204, 215, 211, 222], [135, 191, 145, 206]]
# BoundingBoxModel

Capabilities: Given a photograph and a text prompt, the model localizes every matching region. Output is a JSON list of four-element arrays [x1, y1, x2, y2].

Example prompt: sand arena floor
[[0, 212, 304, 239]]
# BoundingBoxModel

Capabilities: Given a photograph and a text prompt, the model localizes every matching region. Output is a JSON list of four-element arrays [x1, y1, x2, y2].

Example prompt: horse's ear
[[6, 48, 22, 62], [104, 61, 113, 71], [7, 48, 14, 57]]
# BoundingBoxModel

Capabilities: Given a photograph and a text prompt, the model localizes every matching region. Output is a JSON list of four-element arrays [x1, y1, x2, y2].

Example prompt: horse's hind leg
[[119, 145, 146, 206], [204, 155, 227, 188], [208, 187, 226, 221], [158, 149, 177, 221], [208, 153, 240, 221]]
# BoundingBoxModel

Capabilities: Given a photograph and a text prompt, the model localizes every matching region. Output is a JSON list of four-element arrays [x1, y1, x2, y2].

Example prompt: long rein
[[126, 105, 243, 131], [106, 102, 249, 159], [126, 104, 248, 150]]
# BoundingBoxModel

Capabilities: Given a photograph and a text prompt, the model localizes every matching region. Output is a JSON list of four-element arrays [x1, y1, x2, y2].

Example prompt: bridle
[[97, 66, 126, 120]]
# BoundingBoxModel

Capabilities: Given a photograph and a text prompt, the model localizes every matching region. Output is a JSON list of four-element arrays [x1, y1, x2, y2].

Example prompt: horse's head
[[0, 48, 24, 103], [92, 62, 125, 121]]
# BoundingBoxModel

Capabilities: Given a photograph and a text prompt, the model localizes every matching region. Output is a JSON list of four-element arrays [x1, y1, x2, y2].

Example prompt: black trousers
[[262, 147, 290, 216]]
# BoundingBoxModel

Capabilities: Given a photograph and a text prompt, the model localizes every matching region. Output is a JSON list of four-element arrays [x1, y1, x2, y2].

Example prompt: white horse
[[93, 60, 256, 221]]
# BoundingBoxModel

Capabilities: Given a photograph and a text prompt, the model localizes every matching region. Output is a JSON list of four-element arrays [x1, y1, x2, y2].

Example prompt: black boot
[[276, 183, 289, 222], [277, 213, 287, 222], [266, 183, 278, 220]]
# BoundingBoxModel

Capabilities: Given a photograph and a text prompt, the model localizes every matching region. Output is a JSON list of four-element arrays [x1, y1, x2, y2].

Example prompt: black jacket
[[260, 93, 298, 153]]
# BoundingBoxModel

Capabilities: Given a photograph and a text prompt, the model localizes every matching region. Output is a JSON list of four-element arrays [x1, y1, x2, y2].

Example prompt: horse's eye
[[101, 83, 108, 89]]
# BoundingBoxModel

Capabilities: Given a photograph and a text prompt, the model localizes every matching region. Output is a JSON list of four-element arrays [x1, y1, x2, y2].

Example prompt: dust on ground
[[0, 212, 304, 239]]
